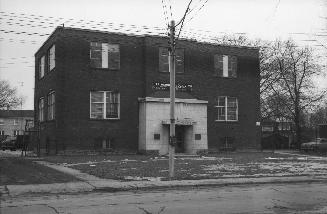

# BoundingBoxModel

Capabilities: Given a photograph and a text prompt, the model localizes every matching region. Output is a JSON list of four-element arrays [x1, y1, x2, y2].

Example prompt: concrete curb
[[2, 175, 327, 197]]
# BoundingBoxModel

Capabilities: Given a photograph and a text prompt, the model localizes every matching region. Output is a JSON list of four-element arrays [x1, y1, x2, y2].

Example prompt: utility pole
[[168, 20, 176, 179]]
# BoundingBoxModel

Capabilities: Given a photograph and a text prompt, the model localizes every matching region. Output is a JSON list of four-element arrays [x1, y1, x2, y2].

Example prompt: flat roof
[[35, 26, 259, 56]]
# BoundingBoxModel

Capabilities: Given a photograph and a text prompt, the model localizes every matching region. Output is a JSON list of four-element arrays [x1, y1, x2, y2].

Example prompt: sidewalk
[[1, 154, 327, 198]]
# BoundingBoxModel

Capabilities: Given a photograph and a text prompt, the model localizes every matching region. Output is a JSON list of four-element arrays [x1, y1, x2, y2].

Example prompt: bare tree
[[0, 80, 22, 110], [269, 39, 326, 147]]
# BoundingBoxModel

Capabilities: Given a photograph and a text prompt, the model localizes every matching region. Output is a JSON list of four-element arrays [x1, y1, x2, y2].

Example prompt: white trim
[[223, 55, 228, 77], [102, 43, 109, 68], [216, 96, 238, 122]]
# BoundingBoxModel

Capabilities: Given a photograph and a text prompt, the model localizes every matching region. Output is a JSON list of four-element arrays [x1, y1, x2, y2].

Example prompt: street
[[1, 182, 327, 214]]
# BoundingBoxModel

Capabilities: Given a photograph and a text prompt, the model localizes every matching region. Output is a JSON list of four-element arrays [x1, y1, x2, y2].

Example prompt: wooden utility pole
[[169, 20, 176, 179]]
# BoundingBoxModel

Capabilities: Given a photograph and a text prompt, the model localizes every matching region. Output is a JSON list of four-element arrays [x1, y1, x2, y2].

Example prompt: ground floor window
[[47, 91, 55, 120], [90, 91, 120, 119], [216, 96, 238, 121], [38, 97, 44, 122], [13, 130, 19, 136]]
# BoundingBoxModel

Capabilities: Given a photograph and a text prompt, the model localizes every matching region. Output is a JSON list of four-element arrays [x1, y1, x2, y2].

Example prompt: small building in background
[[261, 119, 294, 149], [0, 110, 34, 139]]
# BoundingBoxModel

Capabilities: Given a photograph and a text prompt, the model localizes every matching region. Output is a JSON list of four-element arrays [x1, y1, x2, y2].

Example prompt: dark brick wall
[[144, 37, 261, 151], [34, 27, 260, 154]]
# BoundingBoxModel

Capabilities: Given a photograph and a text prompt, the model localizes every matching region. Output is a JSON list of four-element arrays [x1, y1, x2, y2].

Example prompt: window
[[0, 130, 4, 135], [13, 119, 19, 125], [214, 55, 237, 77], [278, 122, 291, 131], [39, 56, 45, 79], [47, 91, 55, 120], [0, 119, 4, 125], [90, 91, 120, 119], [90, 42, 120, 69], [38, 97, 44, 122], [13, 130, 19, 136], [216, 96, 238, 121], [159, 47, 184, 73], [48, 44, 55, 71], [262, 125, 274, 132]]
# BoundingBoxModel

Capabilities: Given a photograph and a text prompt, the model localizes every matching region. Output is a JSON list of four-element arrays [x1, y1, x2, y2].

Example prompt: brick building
[[34, 26, 261, 155]]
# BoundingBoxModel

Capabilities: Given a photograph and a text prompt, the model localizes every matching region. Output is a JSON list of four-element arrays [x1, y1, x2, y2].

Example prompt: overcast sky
[[0, 0, 326, 109]]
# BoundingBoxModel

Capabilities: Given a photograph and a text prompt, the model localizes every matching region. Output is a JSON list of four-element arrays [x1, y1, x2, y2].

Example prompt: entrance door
[[175, 125, 185, 153]]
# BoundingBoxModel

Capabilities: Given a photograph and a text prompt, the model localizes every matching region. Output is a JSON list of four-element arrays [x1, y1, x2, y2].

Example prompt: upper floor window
[[159, 47, 184, 73], [13, 130, 19, 136], [90, 91, 120, 119], [0, 130, 4, 135], [90, 42, 120, 70], [13, 119, 19, 125], [39, 56, 45, 79], [47, 91, 55, 120], [216, 96, 238, 121], [48, 44, 55, 71], [38, 97, 44, 122], [214, 55, 237, 77], [0, 119, 4, 125]]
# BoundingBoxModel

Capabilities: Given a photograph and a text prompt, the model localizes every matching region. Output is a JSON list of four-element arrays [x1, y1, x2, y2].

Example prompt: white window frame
[[0, 130, 4, 135], [90, 42, 120, 69], [215, 96, 238, 121], [13, 130, 19, 136], [47, 91, 55, 120], [90, 91, 120, 120], [39, 56, 45, 79], [222, 55, 229, 77], [38, 97, 45, 122], [48, 44, 55, 71], [13, 119, 19, 125]]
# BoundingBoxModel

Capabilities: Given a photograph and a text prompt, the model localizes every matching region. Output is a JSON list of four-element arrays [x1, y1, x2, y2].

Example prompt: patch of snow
[[89, 164, 96, 167], [62, 159, 116, 166], [122, 159, 137, 162], [123, 176, 163, 181]]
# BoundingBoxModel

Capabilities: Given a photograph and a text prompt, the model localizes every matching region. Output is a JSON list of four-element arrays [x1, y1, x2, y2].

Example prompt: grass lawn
[[0, 157, 79, 185], [45, 152, 327, 181]]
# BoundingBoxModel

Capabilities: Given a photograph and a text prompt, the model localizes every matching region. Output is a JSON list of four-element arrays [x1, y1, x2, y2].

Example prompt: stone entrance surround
[[138, 97, 208, 155]]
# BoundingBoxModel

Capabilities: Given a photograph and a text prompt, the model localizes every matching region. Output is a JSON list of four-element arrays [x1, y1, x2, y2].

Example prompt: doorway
[[175, 125, 185, 153]]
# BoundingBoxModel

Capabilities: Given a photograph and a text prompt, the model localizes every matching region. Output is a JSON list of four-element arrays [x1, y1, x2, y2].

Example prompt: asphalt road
[[1, 182, 327, 214]]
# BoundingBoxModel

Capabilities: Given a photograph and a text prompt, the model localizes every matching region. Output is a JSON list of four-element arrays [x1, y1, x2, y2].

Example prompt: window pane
[[227, 97, 237, 121], [91, 92, 104, 102], [91, 103, 104, 119], [218, 107, 225, 120], [159, 47, 169, 72], [49, 45, 55, 71], [175, 49, 184, 73], [227, 97, 237, 107], [223, 55, 228, 77], [106, 104, 118, 118], [90, 42, 103, 68], [229, 56, 237, 77], [218, 97, 226, 106], [106, 92, 119, 118], [39, 56, 45, 78], [214, 54, 223, 76]]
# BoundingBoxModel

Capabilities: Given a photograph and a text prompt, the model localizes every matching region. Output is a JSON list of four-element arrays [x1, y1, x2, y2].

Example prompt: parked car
[[301, 138, 327, 153], [1, 136, 17, 151]]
